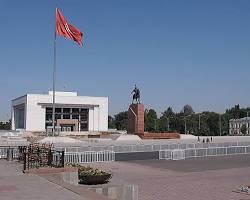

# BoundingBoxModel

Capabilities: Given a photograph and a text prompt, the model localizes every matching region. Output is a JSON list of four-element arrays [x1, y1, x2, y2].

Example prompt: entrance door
[[61, 124, 74, 132]]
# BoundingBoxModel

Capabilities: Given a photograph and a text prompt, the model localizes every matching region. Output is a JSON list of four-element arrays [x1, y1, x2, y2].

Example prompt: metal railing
[[57, 141, 250, 154], [64, 150, 115, 164], [159, 145, 250, 160], [0, 147, 21, 159]]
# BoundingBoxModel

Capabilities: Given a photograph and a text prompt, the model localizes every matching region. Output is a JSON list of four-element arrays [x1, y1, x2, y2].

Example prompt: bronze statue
[[131, 84, 140, 104]]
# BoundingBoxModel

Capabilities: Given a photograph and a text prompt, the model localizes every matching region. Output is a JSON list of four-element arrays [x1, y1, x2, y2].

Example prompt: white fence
[[159, 146, 250, 160], [159, 149, 185, 160], [64, 150, 115, 164], [57, 141, 250, 154], [0, 147, 19, 159]]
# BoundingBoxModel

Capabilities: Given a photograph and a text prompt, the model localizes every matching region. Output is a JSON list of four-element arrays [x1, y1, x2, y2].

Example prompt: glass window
[[80, 108, 88, 113], [63, 114, 70, 119], [55, 108, 61, 113], [55, 114, 61, 120], [46, 114, 52, 121], [80, 123, 88, 131], [63, 108, 70, 113], [72, 108, 79, 113], [46, 107, 52, 113], [80, 114, 88, 121], [72, 114, 79, 119]]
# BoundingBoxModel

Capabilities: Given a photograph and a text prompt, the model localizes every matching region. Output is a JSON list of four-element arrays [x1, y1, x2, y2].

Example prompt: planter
[[66, 163, 112, 185], [79, 173, 112, 185]]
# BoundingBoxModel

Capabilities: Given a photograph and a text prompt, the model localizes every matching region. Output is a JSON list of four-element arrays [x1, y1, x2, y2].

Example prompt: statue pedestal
[[128, 104, 144, 135]]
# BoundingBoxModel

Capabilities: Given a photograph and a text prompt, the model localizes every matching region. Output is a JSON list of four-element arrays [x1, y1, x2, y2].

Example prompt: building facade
[[11, 91, 108, 132], [229, 117, 250, 135]]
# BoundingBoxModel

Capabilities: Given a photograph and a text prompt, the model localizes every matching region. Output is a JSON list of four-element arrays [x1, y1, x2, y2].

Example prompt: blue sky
[[1, 0, 250, 121]]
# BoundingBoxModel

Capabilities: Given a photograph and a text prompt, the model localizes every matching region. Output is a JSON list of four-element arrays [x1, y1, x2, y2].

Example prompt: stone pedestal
[[128, 104, 144, 135]]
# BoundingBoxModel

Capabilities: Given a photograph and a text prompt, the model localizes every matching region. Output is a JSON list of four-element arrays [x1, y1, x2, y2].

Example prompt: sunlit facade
[[11, 91, 108, 132]]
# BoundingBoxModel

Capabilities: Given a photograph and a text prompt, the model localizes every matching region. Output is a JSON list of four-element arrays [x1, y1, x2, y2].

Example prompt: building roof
[[229, 117, 250, 122]]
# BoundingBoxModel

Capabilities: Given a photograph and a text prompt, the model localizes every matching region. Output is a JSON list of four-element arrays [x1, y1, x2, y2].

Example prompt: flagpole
[[52, 8, 57, 136]]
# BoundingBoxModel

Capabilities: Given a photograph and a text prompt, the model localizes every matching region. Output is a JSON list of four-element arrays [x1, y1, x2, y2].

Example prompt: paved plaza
[[1, 154, 250, 200], [0, 161, 108, 200], [89, 155, 250, 200]]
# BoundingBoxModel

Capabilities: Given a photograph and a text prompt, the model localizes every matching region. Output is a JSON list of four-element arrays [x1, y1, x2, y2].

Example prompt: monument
[[127, 85, 180, 139], [128, 85, 144, 135]]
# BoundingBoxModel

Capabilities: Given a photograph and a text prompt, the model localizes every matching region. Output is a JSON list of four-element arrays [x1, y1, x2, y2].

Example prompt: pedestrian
[[198, 136, 200, 143], [203, 139, 205, 143], [210, 137, 212, 142], [206, 137, 209, 143]]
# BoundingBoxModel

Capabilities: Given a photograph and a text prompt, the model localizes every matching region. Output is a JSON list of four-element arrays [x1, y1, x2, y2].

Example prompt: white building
[[11, 91, 108, 132], [229, 117, 250, 135]]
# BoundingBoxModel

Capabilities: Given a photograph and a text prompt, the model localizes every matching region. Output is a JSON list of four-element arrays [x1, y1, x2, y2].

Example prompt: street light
[[167, 116, 174, 132], [198, 113, 205, 135], [184, 115, 192, 135], [219, 114, 222, 136], [154, 119, 157, 132]]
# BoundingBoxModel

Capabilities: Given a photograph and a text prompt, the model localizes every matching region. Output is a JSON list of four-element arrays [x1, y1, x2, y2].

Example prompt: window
[[80, 108, 88, 113], [63, 114, 70, 119], [46, 114, 52, 121], [80, 114, 88, 122], [80, 123, 88, 131], [72, 114, 79, 119], [72, 108, 79, 113], [63, 108, 70, 113], [55, 114, 61, 120], [46, 107, 52, 113], [55, 108, 62, 113]]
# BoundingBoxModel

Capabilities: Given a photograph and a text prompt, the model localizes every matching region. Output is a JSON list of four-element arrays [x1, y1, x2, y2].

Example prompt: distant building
[[229, 117, 250, 135], [11, 91, 108, 132]]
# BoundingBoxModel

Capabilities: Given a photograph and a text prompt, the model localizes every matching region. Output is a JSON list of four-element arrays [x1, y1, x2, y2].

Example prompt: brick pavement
[[0, 160, 108, 200], [89, 156, 250, 200]]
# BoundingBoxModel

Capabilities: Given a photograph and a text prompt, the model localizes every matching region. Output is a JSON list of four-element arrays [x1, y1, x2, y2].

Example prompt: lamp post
[[246, 111, 249, 135], [184, 115, 192, 135], [219, 114, 222, 136], [198, 113, 205, 135], [154, 119, 157, 132], [167, 116, 174, 132], [184, 118, 187, 135]]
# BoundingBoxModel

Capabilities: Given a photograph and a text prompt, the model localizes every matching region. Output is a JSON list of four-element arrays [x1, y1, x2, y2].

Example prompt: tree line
[[108, 104, 250, 136]]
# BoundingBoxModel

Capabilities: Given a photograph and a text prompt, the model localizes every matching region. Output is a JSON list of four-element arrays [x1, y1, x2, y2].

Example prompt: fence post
[[48, 149, 53, 166], [23, 152, 26, 172], [61, 151, 65, 167]]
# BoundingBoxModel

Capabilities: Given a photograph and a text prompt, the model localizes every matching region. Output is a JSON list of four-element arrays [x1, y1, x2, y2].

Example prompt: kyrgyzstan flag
[[56, 8, 83, 46]]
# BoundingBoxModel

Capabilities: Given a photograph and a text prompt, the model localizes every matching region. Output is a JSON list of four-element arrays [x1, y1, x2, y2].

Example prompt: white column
[[11, 106, 15, 130]]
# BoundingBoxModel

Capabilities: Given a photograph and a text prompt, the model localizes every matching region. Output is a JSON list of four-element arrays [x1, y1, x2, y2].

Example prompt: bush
[[67, 163, 112, 185]]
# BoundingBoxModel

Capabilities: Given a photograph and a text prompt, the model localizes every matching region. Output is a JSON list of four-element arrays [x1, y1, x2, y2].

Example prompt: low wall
[[140, 132, 180, 139], [115, 151, 159, 161]]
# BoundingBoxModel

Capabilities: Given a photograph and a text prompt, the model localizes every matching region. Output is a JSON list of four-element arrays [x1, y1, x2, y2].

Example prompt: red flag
[[56, 8, 83, 46]]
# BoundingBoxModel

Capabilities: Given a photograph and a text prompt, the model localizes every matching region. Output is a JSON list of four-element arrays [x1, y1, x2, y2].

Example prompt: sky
[[1, 0, 250, 121]]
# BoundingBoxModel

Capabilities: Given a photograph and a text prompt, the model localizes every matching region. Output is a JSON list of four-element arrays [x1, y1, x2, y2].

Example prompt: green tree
[[158, 107, 175, 132], [0, 120, 11, 130], [182, 104, 194, 116], [241, 124, 247, 135], [145, 109, 158, 132], [114, 111, 128, 130], [206, 112, 219, 135], [108, 115, 116, 129]]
